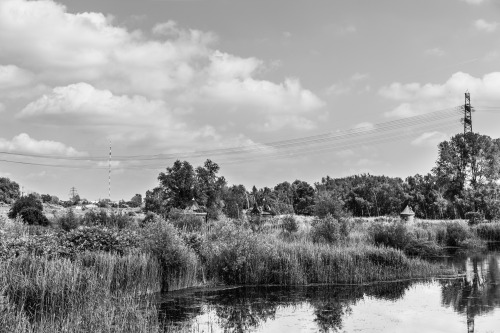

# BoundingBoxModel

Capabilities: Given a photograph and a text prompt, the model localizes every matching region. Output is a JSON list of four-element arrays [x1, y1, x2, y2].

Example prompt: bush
[[281, 215, 298, 233], [370, 221, 412, 250], [18, 207, 50, 226], [310, 214, 349, 244], [61, 226, 139, 256], [465, 211, 484, 225], [444, 222, 471, 247], [8, 194, 43, 219], [201, 220, 267, 284], [81, 209, 133, 229], [139, 216, 199, 291], [475, 222, 500, 241], [168, 208, 204, 231], [56, 209, 81, 231]]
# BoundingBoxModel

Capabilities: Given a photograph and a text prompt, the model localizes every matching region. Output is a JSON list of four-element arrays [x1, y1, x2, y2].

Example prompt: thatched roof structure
[[400, 205, 415, 217]]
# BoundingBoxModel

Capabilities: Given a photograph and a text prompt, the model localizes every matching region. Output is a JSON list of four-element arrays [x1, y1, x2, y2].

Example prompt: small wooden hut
[[400, 205, 415, 223], [183, 198, 208, 223]]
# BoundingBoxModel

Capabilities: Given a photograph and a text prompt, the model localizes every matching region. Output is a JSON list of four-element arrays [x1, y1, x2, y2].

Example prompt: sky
[[0, 0, 499, 201]]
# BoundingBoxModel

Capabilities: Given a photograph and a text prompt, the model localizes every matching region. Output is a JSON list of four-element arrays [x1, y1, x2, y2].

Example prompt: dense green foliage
[[0, 177, 20, 204], [18, 207, 50, 226], [8, 194, 43, 219], [142, 133, 499, 222]]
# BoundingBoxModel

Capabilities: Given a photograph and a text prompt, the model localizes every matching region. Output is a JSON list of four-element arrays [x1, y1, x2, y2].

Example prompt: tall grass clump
[[310, 214, 350, 244], [168, 208, 204, 232], [139, 216, 200, 291], [369, 221, 442, 257], [201, 220, 452, 286], [474, 222, 500, 242], [0, 254, 160, 332]]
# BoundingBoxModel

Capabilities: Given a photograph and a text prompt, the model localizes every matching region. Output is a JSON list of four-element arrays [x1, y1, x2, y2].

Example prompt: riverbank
[[2, 211, 498, 332]]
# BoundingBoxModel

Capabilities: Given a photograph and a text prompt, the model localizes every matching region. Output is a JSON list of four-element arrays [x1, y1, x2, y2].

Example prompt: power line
[[0, 106, 467, 170]]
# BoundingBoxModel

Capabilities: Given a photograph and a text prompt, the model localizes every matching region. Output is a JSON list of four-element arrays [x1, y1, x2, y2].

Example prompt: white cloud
[[474, 19, 498, 32], [0, 133, 86, 157], [0, 0, 324, 136], [379, 72, 500, 117], [462, 0, 487, 4], [0, 65, 34, 89], [19, 82, 171, 127], [0, 102, 5, 113], [424, 48, 445, 57]]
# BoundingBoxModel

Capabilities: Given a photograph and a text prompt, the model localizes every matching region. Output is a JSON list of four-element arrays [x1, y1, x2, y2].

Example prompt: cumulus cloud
[[0, 133, 86, 156], [462, 0, 488, 4], [19, 82, 171, 127], [379, 72, 500, 117], [411, 131, 448, 147], [474, 19, 498, 32], [0, 65, 34, 89], [0, 0, 324, 138]]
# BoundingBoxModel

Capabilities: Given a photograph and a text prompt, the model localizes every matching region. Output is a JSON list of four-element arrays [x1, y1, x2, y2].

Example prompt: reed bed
[[0, 253, 161, 333], [474, 222, 500, 242]]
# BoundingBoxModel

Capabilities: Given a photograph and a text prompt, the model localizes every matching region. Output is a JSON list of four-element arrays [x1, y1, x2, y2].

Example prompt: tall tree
[[0, 177, 20, 204]]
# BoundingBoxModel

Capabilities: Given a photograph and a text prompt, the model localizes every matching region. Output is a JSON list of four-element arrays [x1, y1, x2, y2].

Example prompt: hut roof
[[248, 203, 262, 215], [184, 198, 202, 213], [400, 205, 415, 216]]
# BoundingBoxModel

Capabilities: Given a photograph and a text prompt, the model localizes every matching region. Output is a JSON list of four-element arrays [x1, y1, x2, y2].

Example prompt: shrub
[[310, 214, 349, 244], [465, 211, 484, 225], [201, 221, 267, 284], [141, 211, 158, 226], [56, 209, 81, 231], [474, 222, 500, 241], [61, 226, 139, 256], [444, 222, 471, 247], [369, 221, 412, 250], [139, 216, 199, 291], [18, 207, 50, 226], [281, 215, 299, 233], [8, 194, 43, 219], [81, 209, 133, 229], [169, 209, 204, 232]]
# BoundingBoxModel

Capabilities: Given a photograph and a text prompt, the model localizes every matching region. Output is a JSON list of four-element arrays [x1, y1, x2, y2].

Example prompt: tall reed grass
[[0, 253, 161, 333]]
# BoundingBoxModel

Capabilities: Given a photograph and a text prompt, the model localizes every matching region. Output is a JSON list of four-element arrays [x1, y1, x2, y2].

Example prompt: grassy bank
[[1, 211, 478, 332]]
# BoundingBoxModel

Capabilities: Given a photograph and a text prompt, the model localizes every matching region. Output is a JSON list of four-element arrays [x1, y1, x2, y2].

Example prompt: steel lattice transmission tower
[[463, 91, 473, 135]]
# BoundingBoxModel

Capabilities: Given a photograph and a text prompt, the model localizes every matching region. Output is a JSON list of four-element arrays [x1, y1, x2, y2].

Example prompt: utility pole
[[109, 140, 112, 202], [69, 187, 78, 201], [463, 91, 473, 135], [461, 92, 474, 188]]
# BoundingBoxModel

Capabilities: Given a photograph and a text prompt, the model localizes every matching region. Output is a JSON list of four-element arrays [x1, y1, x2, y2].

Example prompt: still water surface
[[159, 252, 500, 332]]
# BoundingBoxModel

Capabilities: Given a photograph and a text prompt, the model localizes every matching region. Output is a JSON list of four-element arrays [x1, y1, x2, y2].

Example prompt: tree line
[[143, 132, 500, 221], [1, 132, 499, 220]]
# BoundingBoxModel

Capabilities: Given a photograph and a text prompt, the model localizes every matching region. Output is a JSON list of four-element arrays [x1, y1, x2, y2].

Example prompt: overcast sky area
[[1, 0, 500, 201]]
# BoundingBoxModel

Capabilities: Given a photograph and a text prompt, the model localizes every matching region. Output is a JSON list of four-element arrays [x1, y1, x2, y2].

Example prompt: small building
[[400, 205, 415, 222], [183, 198, 208, 222]]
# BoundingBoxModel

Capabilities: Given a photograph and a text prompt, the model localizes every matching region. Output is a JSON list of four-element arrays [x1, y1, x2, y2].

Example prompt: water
[[159, 252, 500, 332]]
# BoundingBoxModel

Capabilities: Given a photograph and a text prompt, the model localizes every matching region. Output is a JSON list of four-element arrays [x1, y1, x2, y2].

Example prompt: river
[[158, 252, 500, 332]]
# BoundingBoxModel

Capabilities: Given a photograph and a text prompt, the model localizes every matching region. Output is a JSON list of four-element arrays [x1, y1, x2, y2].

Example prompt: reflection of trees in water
[[440, 254, 500, 333], [160, 283, 415, 333], [209, 288, 279, 333]]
